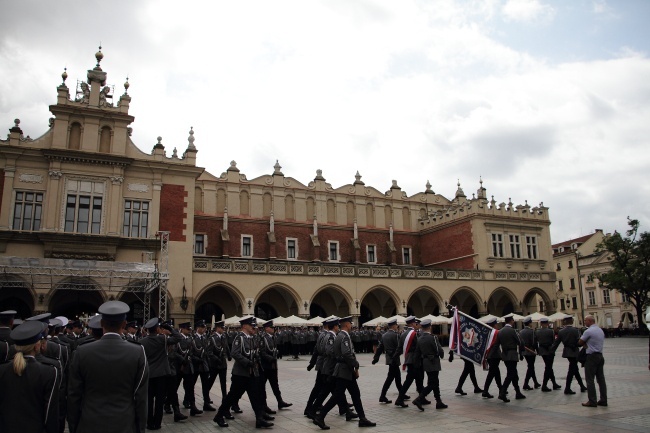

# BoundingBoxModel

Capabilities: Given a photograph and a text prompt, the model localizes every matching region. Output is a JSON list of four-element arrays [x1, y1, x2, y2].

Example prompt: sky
[[1, 0, 649, 244]]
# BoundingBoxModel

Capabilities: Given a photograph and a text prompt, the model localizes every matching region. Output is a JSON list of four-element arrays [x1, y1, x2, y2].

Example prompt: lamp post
[[575, 251, 586, 325]]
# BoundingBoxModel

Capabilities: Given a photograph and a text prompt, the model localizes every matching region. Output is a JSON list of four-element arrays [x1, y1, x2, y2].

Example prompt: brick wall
[[420, 221, 474, 269], [159, 184, 187, 242]]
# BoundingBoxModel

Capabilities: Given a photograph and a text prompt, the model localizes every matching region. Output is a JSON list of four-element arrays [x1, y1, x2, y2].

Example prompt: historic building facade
[[0, 51, 556, 325]]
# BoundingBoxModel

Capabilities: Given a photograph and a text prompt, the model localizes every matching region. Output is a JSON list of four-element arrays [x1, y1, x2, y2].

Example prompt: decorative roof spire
[[314, 169, 325, 181], [153, 136, 164, 150], [61, 67, 68, 85], [227, 160, 240, 172], [187, 127, 196, 150], [123, 76, 130, 95], [455, 179, 465, 198], [94, 44, 104, 70], [273, 160, 283, 176], [390, 180, 401, 190], [353, 171, 365, 185], [425, 180, 434, 194]]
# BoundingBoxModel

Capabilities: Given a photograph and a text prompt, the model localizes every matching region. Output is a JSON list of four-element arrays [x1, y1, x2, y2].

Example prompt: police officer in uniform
[[125, 321, 140, 342], [393, 316, 422, 407], [520, 316, 541, 390], [213, 316, 272, 429], [192, 320, 214, 411], [0, 310, 17, 364], [207, 320, 230, 402], [140, 317, 182, 430], [411, 319, 447, 411], [305, 320, 329, 417], [371, 317, 402, 403], [497, 315, 525, 402], [550, 316, 587, 394], [482, 317, 502, 399], [178, 322, 202, 416], [67, 301, 148, 433], [536, 317, 562, 391], [259, 320, 292, 413], [0, 320, 59, 433], [312, 316, 376, 430]]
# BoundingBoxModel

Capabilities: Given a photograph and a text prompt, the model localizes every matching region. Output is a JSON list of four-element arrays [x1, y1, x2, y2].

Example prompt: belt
[[587, 352, 602, 355]]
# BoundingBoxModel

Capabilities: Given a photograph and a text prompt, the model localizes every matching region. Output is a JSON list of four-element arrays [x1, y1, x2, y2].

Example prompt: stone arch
[[406, 286, 443, 317], [360, 285, 399, 325], [327, 199, 336, 223], [346, 201, 355, 225], [68, 122, 82, 150], [449, 286, 482, 318], [255, 283, 300, 320], [99, 126, 112, 153], [366, 203, 375, 227], [522, 287, 553, 315], [402, 207, 411, 230], [194, 282, 245, 320], [384, 204, 393, 228], [284, 194, 295, 220], [310, 285, 353, 318], [306, 197, 315, 221], [0, 274, 35, 319], [487, 287, 517, 317], [239, 190, 250, 216], [48, 277, 105, 318]]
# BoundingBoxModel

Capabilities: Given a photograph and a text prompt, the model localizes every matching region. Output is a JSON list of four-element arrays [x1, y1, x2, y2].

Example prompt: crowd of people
[[0, 303, 617, 432]]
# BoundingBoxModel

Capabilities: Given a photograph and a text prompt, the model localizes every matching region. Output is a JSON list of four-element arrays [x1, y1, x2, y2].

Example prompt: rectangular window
[[367, 245, 376, 263], [13, 191, 43, 231], [568, 260, 573, 269], [491, 233, 504, 257], [123, 200, 149, 238], [603, 289, 610, 304], [621, 292, 628, 303], [195, 234, 205, 255], [560, 299, 566, 310], [588, 291, 596, 306], [556, 262, 561, 271], [572, 297, 578, 309], [526, 235, 538, 259], [64, 180, 104, 234], [570, 278, 575, 289], [402, 247, 411, 265], [328, 241, 339, 261], [509, 234, 521, 259], [242, 235, 252, 257], [558, 280, 563, 291], [286, 238, 297, 260]]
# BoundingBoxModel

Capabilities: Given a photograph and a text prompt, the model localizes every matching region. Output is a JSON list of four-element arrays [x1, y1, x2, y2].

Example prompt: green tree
[[596, 218, 650, 331]]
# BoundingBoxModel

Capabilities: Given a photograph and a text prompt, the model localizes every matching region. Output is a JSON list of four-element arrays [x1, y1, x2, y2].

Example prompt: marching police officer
[[497, 315, 525, 402], [192, 320, 214, 411], [520, 316, 541, 390], [207, 320, 230, 402], [305, 320, 329, 417], [178, 322, 202, 416], [259, 320, 293, 413], [551, 316, 588, 394], [482, 317, 502, 399], [536, 317, 562, 392], [371, 318, 402, 403], [393, 316, 423, 407], [412, 319, 447, 411]]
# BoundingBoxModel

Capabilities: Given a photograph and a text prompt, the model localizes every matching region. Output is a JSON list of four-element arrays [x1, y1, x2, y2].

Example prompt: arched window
[[263, 193, 272, 217], [68, 122, 81, 150], [384, 205, 393, 228], [327, 199, 336, 223], [366, 203, 375, 227], [239, 190, 250, 216], [306, 197, 315, 221], [346, 201, 355, 225], [402, 207, 411, 230], [99, 126, 111, 153], [194, 187, 203, 212], [217, 189, 227, 214], [284, 195, 295, 220]]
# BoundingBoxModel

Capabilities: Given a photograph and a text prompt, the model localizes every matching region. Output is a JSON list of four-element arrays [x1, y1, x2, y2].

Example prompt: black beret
[[195, 320, 206, 328]]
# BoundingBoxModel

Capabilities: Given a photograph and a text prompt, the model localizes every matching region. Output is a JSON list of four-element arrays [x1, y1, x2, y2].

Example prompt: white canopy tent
[[385, 315, 407, 325], [273, 315, 309, 326], [362, 316, 389, 327], [526, 312, 549, 322], [499, 313, 526, 323], [547, 312, 573, 322], [478, 314, 500, 323], [419, 314, 452, 325]]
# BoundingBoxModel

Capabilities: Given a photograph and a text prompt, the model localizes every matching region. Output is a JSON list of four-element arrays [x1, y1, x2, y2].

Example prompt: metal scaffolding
[[0, 231, 170, 321]]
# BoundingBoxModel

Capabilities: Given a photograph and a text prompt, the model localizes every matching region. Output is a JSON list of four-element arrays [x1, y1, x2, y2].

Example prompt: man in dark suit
[[520, 317, 540, 390], [258, 320, 292, 413], [140, 317, 182, 429], [550, 316, 587, 394], [67, 301, 148, 433], [536, 317, 562, 392], [393, 316, 423, 407], [412, 319, 447, 411], [312, 316, 375, 430], [497, 315, 525, 402], [372, 318, 402, 403]]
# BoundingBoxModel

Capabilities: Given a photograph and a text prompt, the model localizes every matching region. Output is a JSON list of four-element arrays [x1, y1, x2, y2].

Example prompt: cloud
[[502, 0, 555, 23]]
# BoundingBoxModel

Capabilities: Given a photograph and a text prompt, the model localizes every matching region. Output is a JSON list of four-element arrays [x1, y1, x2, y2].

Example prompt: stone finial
[[61, 67, 68, 85], [10, 119, 22, 134], [455, 180, 465, 198], [390, 180, 401, 190], [314, 169, 325, 181], [313, 215, 318, 236], [153, 136, 165, 150], [389, 223, 394, 242], [425, 180, 434, 194], [124, 76, 130, 95], [353, 219, 358, 240], [95, 44, 104, 70], [353, 171, 365, 185], [172, 147, 178, 158], [227, 160, 240, 172], [270, 211, 275, 233], [273, 160, 283, 175], [490, 195, 496, 207], [223, 207, 228, 230], [187, 127, 196, 150]]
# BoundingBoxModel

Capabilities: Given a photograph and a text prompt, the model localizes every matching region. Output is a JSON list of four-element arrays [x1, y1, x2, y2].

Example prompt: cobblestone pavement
[[155, 337, 649, 433]]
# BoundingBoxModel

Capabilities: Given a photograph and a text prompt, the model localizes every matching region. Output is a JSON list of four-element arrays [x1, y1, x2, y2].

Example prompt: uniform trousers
[[217, 374, 265, 419], [584, 353, 607, 404], [541, 355, 557, 386], [147, 376, 168, 428], [380, 364, 402, 398], [501, 360, 521, 394], [420, 371, 441, 399], [458, 359, 480, 389], [181, 373, 195, 406], [306, 371, 326, 411], [523, 355, 539, 386], [192, 370, 211, 404], [483, 358, 502, 392], [261, 367, 282, 403], [207, 367, 228, 399], [321, 376, 365, 419], [566, 357, 585, 389], [398, 365, 423, 400], [312, 374, 349, 413], [166, 373, 181, 408]]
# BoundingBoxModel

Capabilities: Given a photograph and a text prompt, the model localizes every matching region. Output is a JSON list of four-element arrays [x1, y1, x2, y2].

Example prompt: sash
[[401, 329, 416, 371]]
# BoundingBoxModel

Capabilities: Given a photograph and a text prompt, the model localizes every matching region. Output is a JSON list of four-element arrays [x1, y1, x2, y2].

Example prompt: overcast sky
[[1, 0, 649, 244]]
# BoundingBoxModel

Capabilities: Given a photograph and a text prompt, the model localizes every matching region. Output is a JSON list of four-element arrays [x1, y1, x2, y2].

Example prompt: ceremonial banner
[[449, 307, 497, 367]]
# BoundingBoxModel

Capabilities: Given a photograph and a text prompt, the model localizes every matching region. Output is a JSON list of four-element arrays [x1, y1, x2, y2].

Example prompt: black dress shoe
[[394, 400, 408, 408], [256, 419, 274, 428], [542, 386, 552, 392], [190, 407, 203, 416], [455, 388, 467, 395], [203, 404, 217, 411], [346, 411, 359, 421], [263, 414, 275, 421], [359, 418, 377, 427], [482, 392, 494, 399], [582, 401, 597, 407], [422, 398, 431, 405], [413, 398, 424, 412], [183, 401, 191, 409], [580, 386, 588, 393], [436, 400, 448, 409], [224, 412, 235, 420], [313, 414, 330, 430], [403, 395, 411, 401], [379, 396, 392, 404], [498, 394, 510, 403], [515, 393, 526, 400], [523, 385, 533, 391], [473, 387, 483, 394], [213, 415, 228, 427], [265, 407, 277, 414], [231, 406, 243, 414], [553, 384, 562, 390], [278, 401, 293, 409], [534, 383, 541, 389], [564, 389, 576, 395], [597, 401, 608, 407]]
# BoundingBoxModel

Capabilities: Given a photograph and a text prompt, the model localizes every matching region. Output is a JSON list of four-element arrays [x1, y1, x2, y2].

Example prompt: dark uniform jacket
[[231, 332, 256, 378], [259, 332, 279, 371], [177, 334, 194, 375], [416, 332, 443, 372], [0, 356, 59, 433], [308, 330, 327, 371], [191, 333, 210, 373], [140, 329, 181, 379], [332, 330, 358, 381], [550, 326, 581, 358], [373, 329, 400, 366], [498, 325, 523, 362], [0, 327, 15, 364], [67, 333, 148, 433], [519, 326, 538, 357], [535, 327, 555, 356], [321, 331, 338, 376], [486, 329, 502, 360], [395, 327, 420, 366], [208, 332, 230, 370]]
